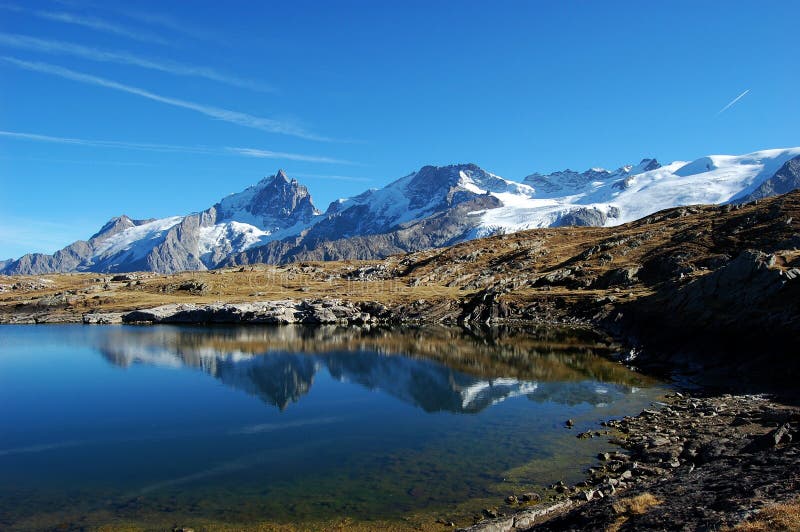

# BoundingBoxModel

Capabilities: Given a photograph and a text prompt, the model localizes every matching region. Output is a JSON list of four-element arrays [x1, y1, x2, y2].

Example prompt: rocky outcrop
[[554, 207, 620, 227], [121, 299, 380, 325], [629, 249, 799, 336], [82, 312, 123, 324]]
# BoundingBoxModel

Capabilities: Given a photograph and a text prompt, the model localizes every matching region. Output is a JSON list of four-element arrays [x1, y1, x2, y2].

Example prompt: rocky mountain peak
[[216, 169, 320, 227], [402, 164, 498, 211], [634, 158, 661, 173], [264, 168, 293, 185]]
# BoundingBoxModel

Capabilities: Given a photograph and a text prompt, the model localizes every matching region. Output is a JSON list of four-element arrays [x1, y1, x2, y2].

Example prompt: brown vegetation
[[606, 493, 663, 532], [726, 499, 800, 532]]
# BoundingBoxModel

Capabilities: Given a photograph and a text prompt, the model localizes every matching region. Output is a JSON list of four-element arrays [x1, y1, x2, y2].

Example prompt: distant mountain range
[[3, 148, 799, 274]]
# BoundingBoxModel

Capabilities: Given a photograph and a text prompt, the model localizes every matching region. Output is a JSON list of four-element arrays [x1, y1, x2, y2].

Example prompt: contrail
[[717, 89, 750, 115]]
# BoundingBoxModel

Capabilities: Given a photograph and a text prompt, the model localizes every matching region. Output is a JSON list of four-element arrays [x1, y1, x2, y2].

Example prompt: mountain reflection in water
[[97, 325, 653, 413]]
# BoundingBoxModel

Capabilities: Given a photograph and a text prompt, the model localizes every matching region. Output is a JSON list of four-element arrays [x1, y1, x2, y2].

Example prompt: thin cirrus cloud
[[0, 130, 354, 165], [227, 148, 354, 165], [0, 3, 169, 46], [105, 6, 221, 44], [1, 57, 331, 141], [53, 0, 219, 43], [0, 32, 274, 92]]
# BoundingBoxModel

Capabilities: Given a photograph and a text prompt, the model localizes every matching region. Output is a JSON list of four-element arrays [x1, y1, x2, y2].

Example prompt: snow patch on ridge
[[93, 216, 183, 260], [197, 222, 271, 259]]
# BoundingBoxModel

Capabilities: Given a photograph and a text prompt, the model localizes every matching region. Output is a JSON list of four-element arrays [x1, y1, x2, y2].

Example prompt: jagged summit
[[216, 169, 319, 227], [260, 169, 295, 185]]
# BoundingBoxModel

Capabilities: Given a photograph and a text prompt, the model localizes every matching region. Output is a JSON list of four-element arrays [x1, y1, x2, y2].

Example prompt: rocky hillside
[[3, 149, 799, 275]]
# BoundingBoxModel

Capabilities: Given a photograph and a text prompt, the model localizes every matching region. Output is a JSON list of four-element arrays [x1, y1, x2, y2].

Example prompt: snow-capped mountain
[[3, 147, 799, 274], [2, 170, 321, 274]]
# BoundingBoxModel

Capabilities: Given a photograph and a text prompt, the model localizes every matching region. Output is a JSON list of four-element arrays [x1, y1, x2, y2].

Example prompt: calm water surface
[[0, 325, 666, 530]]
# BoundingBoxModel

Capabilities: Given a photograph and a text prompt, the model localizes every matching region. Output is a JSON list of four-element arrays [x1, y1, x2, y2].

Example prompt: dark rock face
[[741, 155, 800, 202], [216, 170, 318, 227], [593, 266, 641, 289], [653, 249, 797, 329]]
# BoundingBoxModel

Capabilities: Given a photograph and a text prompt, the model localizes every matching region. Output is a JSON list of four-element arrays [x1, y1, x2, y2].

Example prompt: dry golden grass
[[0, 262, 465, 321], [725, 499, 800, 532], [606, 493, 663, 532], [611, 492, 663, 516]]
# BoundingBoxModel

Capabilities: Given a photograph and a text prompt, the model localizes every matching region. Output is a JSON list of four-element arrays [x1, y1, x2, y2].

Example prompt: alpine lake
[[0, 324, 667, 530]]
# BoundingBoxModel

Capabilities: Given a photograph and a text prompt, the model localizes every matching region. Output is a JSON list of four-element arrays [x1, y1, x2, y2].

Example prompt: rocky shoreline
[[459, 392, 800, 531]]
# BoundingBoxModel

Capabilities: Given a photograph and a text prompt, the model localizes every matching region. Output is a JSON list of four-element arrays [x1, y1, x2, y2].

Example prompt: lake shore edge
[[459, 391, 800, 531]]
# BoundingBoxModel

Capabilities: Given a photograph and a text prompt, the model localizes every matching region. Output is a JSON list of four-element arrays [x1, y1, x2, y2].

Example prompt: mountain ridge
[[3, 147, 800, 275]]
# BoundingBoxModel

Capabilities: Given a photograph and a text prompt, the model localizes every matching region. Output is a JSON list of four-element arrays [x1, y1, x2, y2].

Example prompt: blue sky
[[1, 0, 798, 259]]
